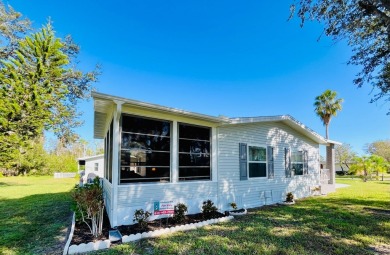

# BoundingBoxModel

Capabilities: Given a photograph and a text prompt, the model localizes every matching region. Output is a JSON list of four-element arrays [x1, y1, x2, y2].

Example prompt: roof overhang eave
[[92, 92, 230, 138]]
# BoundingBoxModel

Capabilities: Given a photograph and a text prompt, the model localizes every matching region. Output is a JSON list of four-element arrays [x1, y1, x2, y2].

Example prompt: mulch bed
[[71, 210, 111, 245], [71, 211, 225, 245], [229, 209, 246, 213]]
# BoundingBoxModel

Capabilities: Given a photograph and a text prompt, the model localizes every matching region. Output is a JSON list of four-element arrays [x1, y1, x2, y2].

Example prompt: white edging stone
[[279, 201, 296, 206], [63, 213, 76, 255], [68, 240, 110, 254], [121, 215, 234, 244], [229, 208, 247, 216]]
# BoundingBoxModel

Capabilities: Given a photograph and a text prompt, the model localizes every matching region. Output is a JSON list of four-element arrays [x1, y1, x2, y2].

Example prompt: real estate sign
[[154, 201, 174, 215]]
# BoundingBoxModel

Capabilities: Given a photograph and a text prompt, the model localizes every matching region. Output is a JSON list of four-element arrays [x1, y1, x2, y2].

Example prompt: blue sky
[[10, 0, 389, 155]]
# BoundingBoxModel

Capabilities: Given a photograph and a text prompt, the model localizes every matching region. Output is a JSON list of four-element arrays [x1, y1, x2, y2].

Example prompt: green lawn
[[0, 177, 389, 255], [91, 179, 390, 255], [0, 176, 76, 255]]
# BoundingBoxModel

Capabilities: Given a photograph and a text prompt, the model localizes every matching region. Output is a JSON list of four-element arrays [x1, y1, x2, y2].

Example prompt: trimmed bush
[[202, 200, 218, 219], [173, 203, 188, 223]]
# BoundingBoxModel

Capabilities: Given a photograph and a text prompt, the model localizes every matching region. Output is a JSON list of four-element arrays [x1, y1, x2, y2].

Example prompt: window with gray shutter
[[303, 150, 308, 175], [239, 143, 248, 180], [267, 146, 274, 179], [285, 148, 291, 178]]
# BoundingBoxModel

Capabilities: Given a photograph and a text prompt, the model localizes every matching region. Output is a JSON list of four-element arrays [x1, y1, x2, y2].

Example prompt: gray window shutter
[[239, 143, 248, 180], [303, 150, 308, 175], [267, 146, 274, 179], [285, 148, 291, 178]]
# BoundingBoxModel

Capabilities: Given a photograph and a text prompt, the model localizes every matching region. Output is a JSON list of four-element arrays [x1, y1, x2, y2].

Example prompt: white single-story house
[[92, 92, 340, 227], [78, 154, 104, 182]]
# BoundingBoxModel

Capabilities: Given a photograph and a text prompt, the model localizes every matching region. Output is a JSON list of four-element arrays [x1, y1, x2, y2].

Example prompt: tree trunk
[[325, 124, 329, 139]]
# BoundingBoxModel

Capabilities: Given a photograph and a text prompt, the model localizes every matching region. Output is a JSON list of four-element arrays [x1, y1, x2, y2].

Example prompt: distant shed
[[78, 154, 104, 182]]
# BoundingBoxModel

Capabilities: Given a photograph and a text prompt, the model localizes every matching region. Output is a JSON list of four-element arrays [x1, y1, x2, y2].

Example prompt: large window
[[248, 146, 267, 178], [120, 115, 171, 183], [178, 123, 211, 181], [291, 151, 303, 176]]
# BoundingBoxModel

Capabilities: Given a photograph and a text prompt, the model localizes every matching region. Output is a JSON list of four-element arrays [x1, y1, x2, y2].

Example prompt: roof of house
[[92, 92, 340, 145], [228, 115, 341, 145], [77, 154, 104, 162]]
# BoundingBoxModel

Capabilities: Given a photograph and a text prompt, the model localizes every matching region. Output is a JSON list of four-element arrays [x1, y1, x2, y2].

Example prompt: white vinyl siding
[[217, 122, 320, 211], [102, 179, 112, 223], [115, 182, 218, 225]]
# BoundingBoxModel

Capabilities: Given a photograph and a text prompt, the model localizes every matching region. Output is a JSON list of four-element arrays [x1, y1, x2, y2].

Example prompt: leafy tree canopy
[[366, 139, 390, 162], [0, 2, 31, 58], [290, 0, 390, 111], [0, 2, 99, 170], [335, 143, 356, 173], [350, 154, 389, 181]]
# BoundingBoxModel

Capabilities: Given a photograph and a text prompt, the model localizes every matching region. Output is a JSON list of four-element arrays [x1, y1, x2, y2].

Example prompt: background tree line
[[0, 138, 104, 176], [335, 139, 390, 181]]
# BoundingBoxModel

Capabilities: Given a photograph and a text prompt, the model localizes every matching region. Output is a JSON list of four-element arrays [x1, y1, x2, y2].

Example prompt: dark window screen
[[178, 123, 211, 181]]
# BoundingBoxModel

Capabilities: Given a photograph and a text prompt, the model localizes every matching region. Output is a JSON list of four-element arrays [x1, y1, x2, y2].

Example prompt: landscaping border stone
[[122, 216, 234, 243], [65, 215, 234, 254], [68, 240, 110, 254], [63, 213, 76, 255], [229, 208, 247, 216]]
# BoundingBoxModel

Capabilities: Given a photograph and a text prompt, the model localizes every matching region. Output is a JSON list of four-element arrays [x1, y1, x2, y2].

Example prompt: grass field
[[91, 179, 390, 255], [0, 177, 389, 255], [0, 176, 76, 255]]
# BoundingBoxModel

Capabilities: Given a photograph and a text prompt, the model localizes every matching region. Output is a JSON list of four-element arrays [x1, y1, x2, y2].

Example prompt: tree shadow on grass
[[0, 192, 73, 255], [373, 181, 390, 185], [113, 197, 390, 255], [89, 198, 389, 255]]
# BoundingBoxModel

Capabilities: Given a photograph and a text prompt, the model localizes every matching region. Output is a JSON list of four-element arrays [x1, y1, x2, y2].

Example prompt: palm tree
[[314, 90, 343, 139]]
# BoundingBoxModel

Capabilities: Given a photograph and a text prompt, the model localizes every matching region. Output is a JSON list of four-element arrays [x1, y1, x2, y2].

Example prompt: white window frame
[[247, 145, 267, 179], [291, 150, 304, 176], [94, 163, 99, 172]]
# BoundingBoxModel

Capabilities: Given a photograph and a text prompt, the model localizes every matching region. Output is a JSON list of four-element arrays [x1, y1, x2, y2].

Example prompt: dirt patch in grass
[[363, 207, 390, 215], [370, 244, 390, 254]]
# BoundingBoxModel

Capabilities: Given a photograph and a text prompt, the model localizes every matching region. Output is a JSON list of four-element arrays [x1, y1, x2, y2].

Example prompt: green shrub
[[286, 192, 294, 202], [229, 202, 237, 210], [202, 200, 218, 219], [71, 177, 104, 237], [173, 203, 188, 223], [133, 209, 151, 230]]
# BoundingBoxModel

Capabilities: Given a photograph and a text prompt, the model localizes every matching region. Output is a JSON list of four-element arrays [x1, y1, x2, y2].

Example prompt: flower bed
[[66, 211, 233, 254], [118, 212, 224, 236]]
